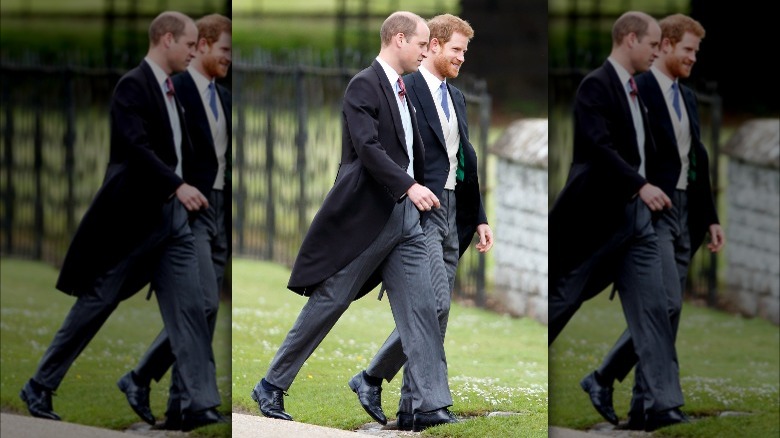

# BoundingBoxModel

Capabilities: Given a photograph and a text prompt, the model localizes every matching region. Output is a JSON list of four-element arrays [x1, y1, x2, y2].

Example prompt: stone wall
[[723, 119, 780, 324], [491, 119, 548, 323]]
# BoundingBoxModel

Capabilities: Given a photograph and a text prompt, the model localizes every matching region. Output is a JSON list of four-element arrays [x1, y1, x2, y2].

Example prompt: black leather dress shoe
[[397, 412, 413, 431], [645, 407, 689, 431], [156, 413, 182, 430], [412, 408, 458, 432], [580, 372, 618, 425], [348, 372, 387, 425], [623, 409, 645, 430], [117, 371, 155, 425], [20, 380, 60, 421], [181, 408, 228, 431], [251, 381, 293, 421]]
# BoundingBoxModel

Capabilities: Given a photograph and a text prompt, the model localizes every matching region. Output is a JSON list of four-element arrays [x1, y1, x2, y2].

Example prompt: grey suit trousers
[[265, 198, 453, 413], [134, 189, 228, 415], [366, 189, 459, 414], [549, 197, 684, 412], [598, 190, 691, 414], [32, 198, 221, 413]]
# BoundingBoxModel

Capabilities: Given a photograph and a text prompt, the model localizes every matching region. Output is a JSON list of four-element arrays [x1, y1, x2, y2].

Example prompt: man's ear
[[162, 32, 174, 48], [626, 32, 637, 48], [394, 32, 405, 47], [197, 37, 210, 53], [429, 37, 441, 54], [661, 37, 673, 53]]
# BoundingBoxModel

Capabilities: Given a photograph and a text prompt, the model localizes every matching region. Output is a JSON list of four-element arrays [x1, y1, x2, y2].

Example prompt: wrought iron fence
[[232, 51, 494, 305]]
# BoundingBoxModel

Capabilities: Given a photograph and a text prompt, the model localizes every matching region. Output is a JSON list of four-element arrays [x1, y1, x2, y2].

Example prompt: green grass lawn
[[231, 259, 547, 437], [549, 293, 780, 437], [0, 258, 232, 437]]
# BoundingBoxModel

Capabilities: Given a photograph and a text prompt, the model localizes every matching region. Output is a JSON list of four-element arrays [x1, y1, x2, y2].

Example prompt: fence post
[[708, 91, 722, 307], [476, 79, 491, 307], [234, 67, 246, 255], [264, 73, 276, 260], [34, 96, 44, 259], [63, 69, 76, 235], [2, 79, 14, 254], [295, 67, 308, 239]]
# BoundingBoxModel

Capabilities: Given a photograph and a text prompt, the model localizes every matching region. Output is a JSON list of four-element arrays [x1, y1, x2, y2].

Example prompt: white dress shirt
[[376, 56, 414, 178], [145, 57, 183, 177], [650, 66, 691, 190], [419, 66, 460, 190], [608, 57, 646, 178]]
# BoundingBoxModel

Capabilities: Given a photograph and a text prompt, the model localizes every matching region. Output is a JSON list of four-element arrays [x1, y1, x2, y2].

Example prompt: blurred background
[[0, 2, 233, 432], [549, 0, 779, 315], [0, 0, 231, 271], [230, 0, 547, 313]]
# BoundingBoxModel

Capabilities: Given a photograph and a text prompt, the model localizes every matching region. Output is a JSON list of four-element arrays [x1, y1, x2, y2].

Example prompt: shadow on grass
[[549, 294, 779, 437], [0, 258, 232, 437], [231, 259, 548, 437]]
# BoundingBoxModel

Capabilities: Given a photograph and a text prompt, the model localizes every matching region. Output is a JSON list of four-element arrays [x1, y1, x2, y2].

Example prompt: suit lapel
[[450, 85, 469, 145], [603, 62, 651, 157], [140, 61, 175, 151], [408, 72, 447, 152], [603, 63, 635, 134], [177, 72, 215, 152], [680, 85, 700, 141], [371, 61, 409, 158], [218, 85, 231, 140], [643, 73, 677, 149]]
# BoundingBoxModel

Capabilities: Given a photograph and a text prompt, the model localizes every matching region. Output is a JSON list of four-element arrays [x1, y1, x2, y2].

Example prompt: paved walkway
[[0, 413, 146, 438], [4, 411, 662, 437]]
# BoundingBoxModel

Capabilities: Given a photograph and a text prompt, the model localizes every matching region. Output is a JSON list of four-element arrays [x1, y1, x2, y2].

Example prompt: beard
[[203, 54, 228, 79], [433, 54, 460, 79], [667, 55, 692, 79]]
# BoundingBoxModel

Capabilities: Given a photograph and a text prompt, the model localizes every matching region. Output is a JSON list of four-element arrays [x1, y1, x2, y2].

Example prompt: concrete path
[[233, 413, 375, 437], [0, 413, 153, 438], [5, 411, 660, 437]]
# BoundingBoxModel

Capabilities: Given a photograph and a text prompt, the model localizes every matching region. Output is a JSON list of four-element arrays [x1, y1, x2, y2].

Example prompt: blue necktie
[[671, 82, 681, 121], [208, 82, 219, 120], [440, 81, 450, 120]]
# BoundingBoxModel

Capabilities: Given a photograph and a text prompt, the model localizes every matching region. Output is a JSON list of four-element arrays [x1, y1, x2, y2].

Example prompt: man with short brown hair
[[348, 14, 493, 431], [250, 11, 457, 432], [117, 13, 232, 431], [20, 11, 221, 430], [549, 10, 687, 431], [582, 13, 723, 431]]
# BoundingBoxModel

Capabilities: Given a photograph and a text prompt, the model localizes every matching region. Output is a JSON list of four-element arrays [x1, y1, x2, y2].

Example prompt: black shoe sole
[[348, 376, 387, 425]]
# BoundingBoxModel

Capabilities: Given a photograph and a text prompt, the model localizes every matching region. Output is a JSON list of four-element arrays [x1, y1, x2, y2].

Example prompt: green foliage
[[549, 295, 780, 436], [231, 259, 547, 437], [0, 259, 232, 437]]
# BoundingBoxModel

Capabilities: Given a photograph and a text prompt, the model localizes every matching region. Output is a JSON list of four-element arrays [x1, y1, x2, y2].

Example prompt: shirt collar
[[607, 57, 633, 90], [144, 57, 170, 89], [375, 56, 400, 88], [187, 65, 214, 94], [419, 65, 446, 97], [650, 65, 677, 93]]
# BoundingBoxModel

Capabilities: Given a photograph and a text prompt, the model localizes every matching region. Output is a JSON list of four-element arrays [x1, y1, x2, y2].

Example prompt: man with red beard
[[580, 14, 724, 431], [347, 14, 493, 431], [116, 13, 231, 431]]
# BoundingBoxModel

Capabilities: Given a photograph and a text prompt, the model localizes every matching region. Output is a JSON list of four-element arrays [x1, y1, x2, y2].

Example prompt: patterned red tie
[[628, 77, 638, 100], [397, 76, 406, 104], [165, 77, 175, 98]]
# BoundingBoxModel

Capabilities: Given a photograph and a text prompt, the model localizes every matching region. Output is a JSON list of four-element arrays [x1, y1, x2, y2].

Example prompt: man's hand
[[175, 183, 209, 211], [475, 223, 494, 253], [707, 223, 725, 253], [406, 183, 440, 211], [638, 183, 672, 211]]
